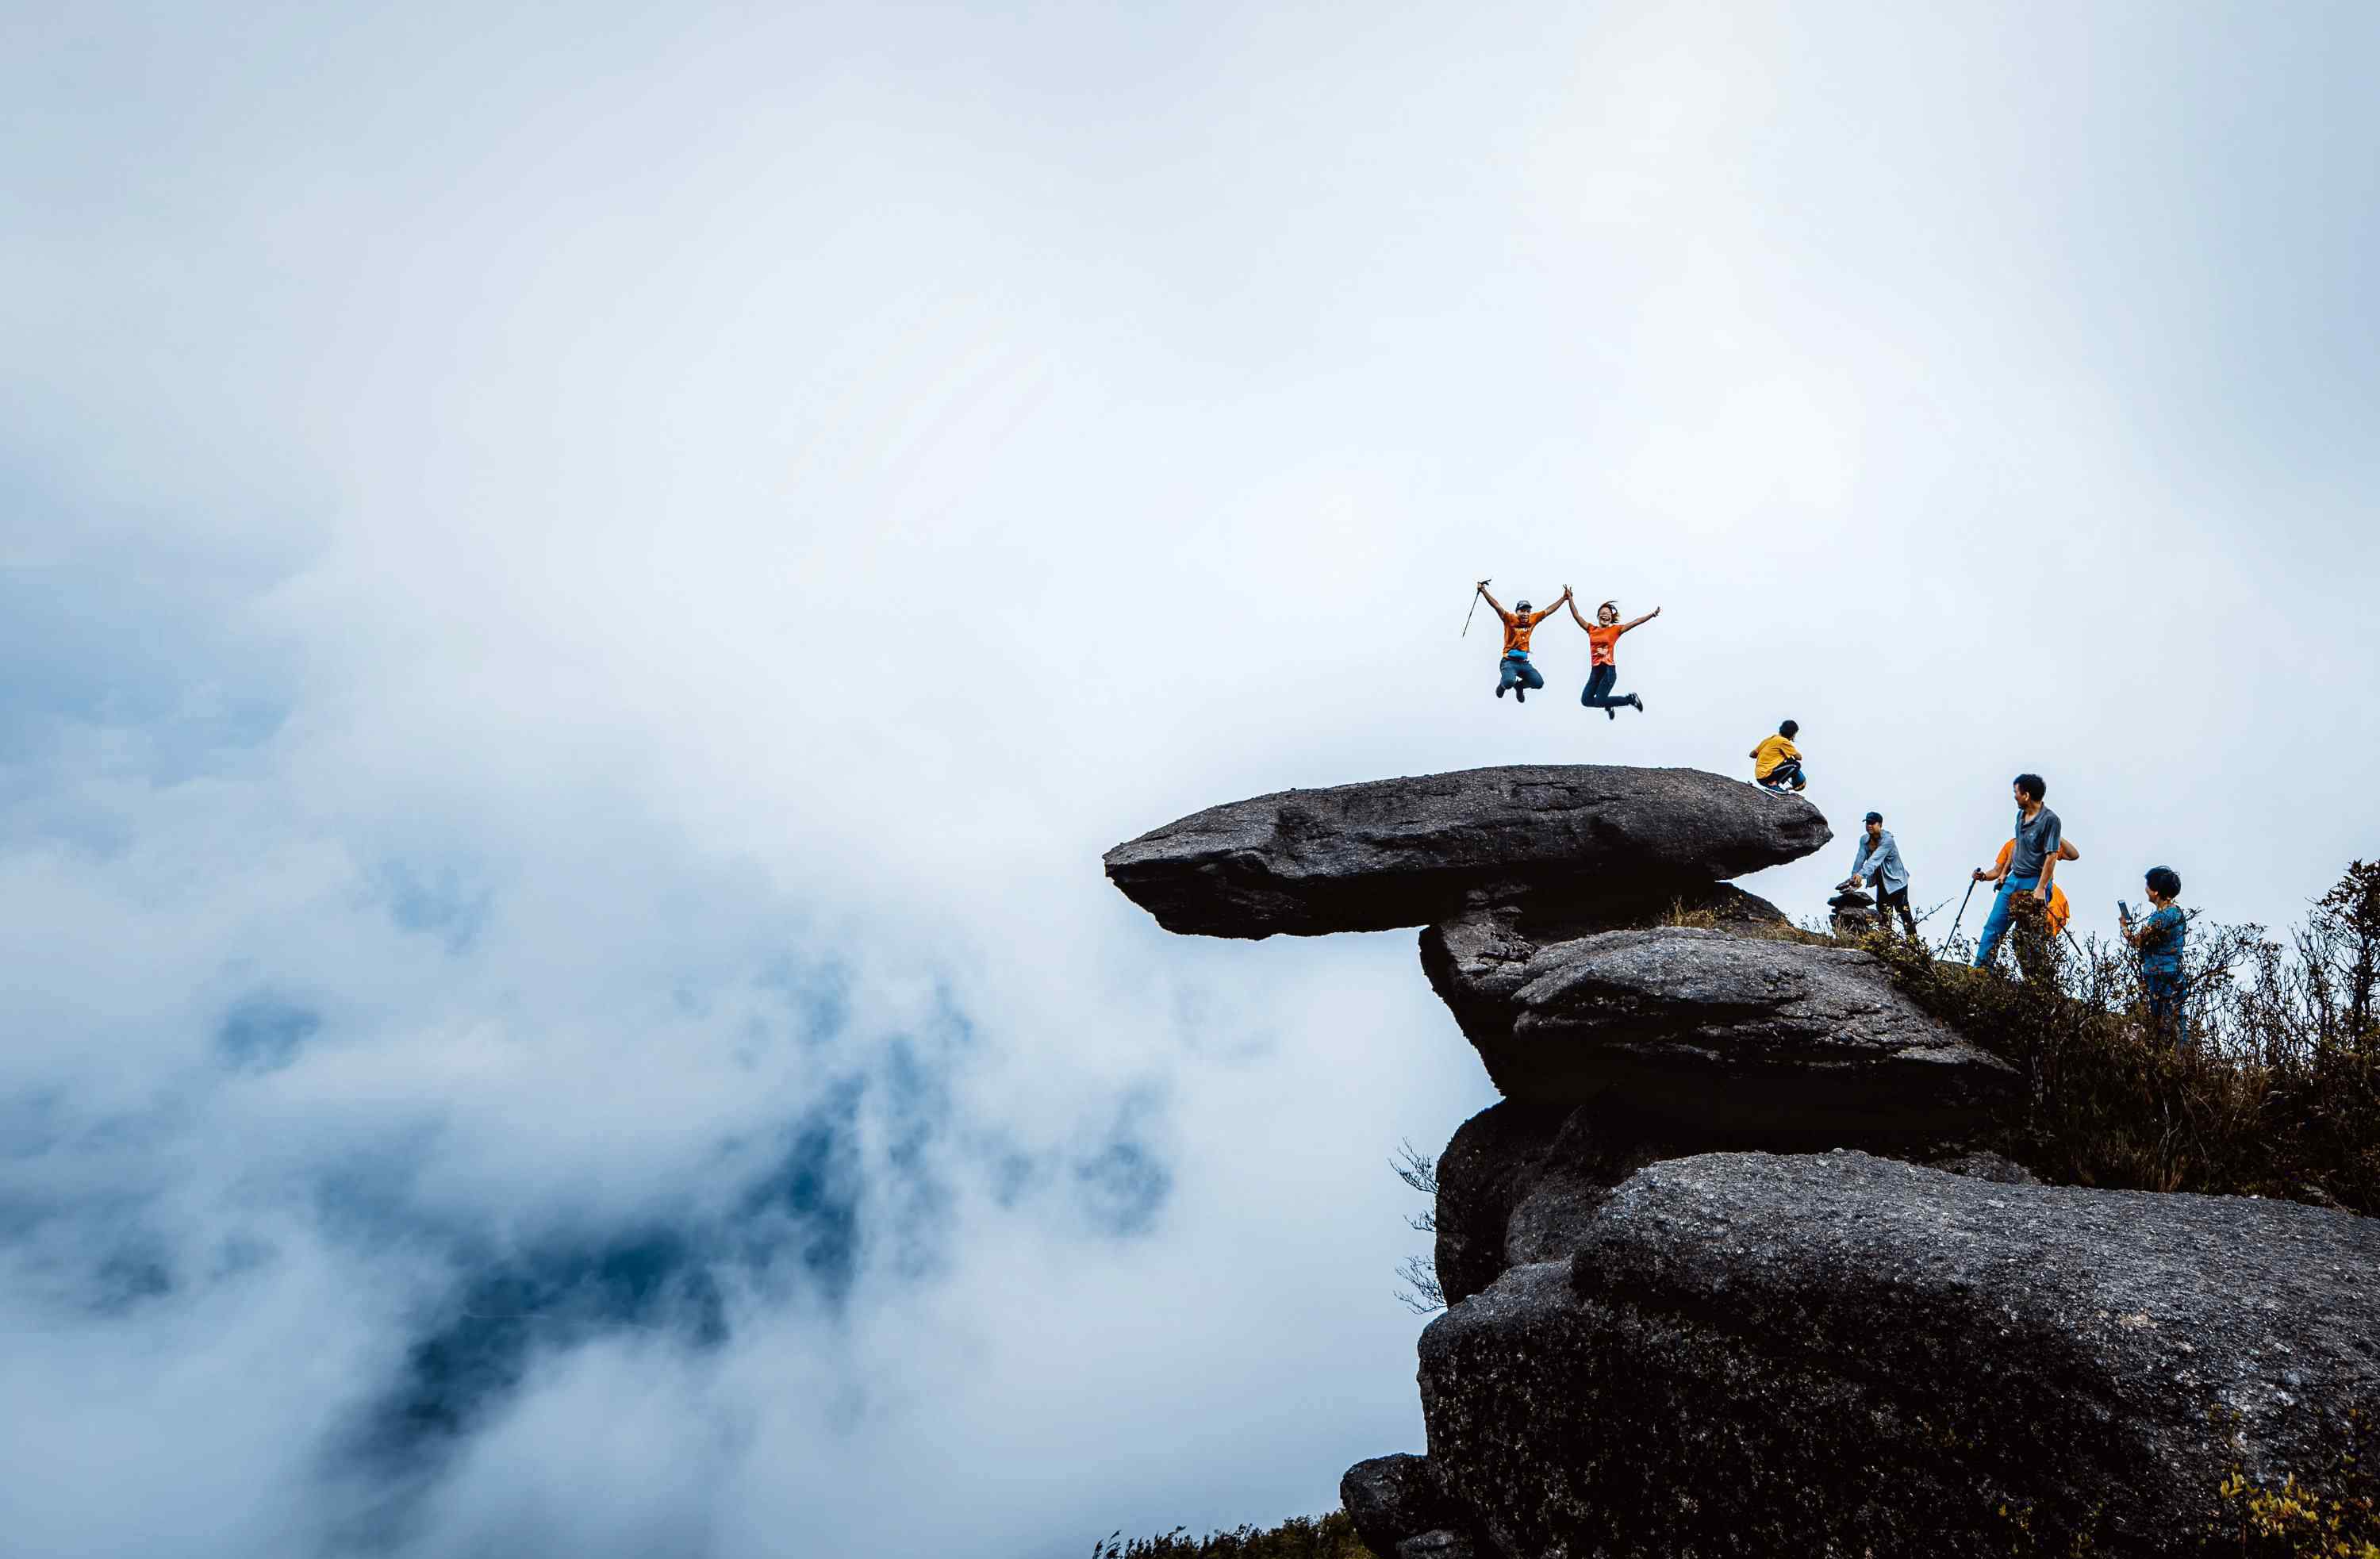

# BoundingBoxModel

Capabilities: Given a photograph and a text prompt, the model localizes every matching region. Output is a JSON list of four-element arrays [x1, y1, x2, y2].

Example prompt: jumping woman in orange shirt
[[1568, 594, 1660, 720]]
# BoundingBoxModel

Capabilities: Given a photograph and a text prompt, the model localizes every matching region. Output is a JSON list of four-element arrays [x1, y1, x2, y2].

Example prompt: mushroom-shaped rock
[[1420, 920, 2014, 1137], [1418, 1151, 2380, 1559], [1104, 766, 1829, 939]]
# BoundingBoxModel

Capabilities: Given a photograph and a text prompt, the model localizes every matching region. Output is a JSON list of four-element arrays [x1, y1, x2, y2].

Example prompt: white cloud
[[2, 2, 2374, 1553]]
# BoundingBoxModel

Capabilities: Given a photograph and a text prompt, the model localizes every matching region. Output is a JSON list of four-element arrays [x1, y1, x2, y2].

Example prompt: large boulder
[[1421, 921, 2015, 1137], [1434, 1102, 2048, 1307], [1430, 1101, 1570, 1309], [1431, 1100, 1683, 1307], [1338, 1454, 1460, 1559], [1420, 1151, 2380, 1559], [1103, 766, 1829, 939]]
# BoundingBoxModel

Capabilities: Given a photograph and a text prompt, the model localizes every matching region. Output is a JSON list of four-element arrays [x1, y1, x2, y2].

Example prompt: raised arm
[[1477, 583, 1511, 622], [1564, 589, 1592, 629], [1622, 605, 1662, 632]]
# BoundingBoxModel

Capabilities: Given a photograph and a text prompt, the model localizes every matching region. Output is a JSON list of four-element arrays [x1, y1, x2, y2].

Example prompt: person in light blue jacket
[[1841, 811, 1917, 940]]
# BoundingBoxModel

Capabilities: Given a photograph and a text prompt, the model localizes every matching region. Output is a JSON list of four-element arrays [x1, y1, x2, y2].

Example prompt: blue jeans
[[1974, 875, 2041, 967], [2144, 964, 2187, 1046], [1498, 655, 1544, 694], [1580, 663, 1631, 709]]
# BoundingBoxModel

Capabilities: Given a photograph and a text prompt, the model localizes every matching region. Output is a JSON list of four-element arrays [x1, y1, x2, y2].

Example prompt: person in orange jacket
[[1567, 594, 1660, 720], [1475, 582, 1572, 704], [1980, 832, 2082, 953]]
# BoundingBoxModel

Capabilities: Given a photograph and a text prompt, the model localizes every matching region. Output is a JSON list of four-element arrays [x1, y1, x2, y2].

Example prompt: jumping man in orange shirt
[[1476, 582, 1572, 704], [1567, 595, 1660, 720]]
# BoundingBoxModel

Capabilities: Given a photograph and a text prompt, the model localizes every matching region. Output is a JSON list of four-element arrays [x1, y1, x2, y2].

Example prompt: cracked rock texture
[[1422, 920, 2017, 1134], [1420, 1151, 2380, 1559], [1430, 1101, 2051, 1307]]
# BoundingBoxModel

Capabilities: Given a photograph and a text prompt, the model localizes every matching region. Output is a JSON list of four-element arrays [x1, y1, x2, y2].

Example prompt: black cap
[[1864, 811, 1883, 824]]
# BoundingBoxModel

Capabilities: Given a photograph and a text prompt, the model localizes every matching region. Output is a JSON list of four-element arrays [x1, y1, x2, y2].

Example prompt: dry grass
[[1091, 1514, 1376, 1557], [1866, 861, 2380, 1214], [1660, 903, 1721, 929]]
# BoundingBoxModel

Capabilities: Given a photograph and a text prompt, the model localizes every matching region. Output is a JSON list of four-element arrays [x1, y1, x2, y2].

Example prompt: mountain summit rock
[[1106, 763, 2377, 1556]]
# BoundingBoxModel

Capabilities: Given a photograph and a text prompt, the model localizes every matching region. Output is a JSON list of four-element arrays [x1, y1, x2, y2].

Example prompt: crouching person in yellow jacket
[[1750, 721, 1806, 793]]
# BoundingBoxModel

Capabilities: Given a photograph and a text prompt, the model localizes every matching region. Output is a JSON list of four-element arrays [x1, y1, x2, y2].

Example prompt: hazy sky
[[4, 3, 2376, 1555]]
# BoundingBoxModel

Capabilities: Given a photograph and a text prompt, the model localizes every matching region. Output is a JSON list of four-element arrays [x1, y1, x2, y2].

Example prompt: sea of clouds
[[4, 3, 2374, 1555]]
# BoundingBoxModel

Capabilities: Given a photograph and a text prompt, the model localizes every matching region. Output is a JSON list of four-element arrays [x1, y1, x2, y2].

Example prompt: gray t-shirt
[[2007, 805, 2063, 881]]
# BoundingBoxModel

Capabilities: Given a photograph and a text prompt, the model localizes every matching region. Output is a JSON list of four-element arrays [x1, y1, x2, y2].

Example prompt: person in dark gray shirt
[[1972, 773, 2063, 969]]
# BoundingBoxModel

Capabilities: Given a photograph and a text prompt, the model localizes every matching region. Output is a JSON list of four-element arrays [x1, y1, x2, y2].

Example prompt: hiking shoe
[[1605, 705, 1616, 720], [1514, 685, 1526, 703], [1496, 683, 1507, 698], [1630, 693, 1645, 712]]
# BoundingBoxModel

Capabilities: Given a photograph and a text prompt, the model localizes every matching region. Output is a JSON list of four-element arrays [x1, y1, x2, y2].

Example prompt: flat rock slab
[[1421, 1151, 2380, 1559], [1104, 766, 1830, 939], [1422, 921, 2014, 1137]]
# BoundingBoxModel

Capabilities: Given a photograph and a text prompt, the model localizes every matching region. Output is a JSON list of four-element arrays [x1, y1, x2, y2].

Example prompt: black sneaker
[[1632, 693, 1645, 712], [1514, 685, 1526, 703], [1496, 683, 1507, 698], [1605, 705, 1616, 720]]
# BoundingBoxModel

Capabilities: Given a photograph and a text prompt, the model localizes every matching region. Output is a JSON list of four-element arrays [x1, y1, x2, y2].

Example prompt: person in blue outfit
[[1971, 773, 2063, 973], [1841, 811, 1917, 940], [2121, 866, 2189, 1046]]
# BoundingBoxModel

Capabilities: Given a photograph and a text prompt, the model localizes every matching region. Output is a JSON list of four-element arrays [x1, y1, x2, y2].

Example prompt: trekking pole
[[1940, 877, 1978, 958], [1462, 578, 1489, 637]]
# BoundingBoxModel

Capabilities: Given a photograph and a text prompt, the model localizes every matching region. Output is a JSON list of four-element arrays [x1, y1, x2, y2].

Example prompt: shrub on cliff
[[1092, 1512, 1376, 1557], [1870, 860, 2380, 1214]]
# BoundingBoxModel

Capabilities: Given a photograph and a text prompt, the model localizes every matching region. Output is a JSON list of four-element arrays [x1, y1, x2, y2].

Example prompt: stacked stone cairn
[[1106, 765, 2379, 1559]]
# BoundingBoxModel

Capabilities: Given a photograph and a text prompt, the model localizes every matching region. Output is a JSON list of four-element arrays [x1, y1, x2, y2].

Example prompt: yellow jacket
[[1750, 733, 1800, 781]]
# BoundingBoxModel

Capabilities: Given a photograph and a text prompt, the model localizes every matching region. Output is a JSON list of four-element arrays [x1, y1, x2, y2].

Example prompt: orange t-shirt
[[1503, 610, 1547, 655], [1994, 839, 2071, 935], [1587, 623, 1625, 666]]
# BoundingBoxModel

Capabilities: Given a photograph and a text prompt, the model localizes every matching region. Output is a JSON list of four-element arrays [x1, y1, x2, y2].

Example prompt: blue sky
[[3, 3, 2376, 1555]]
